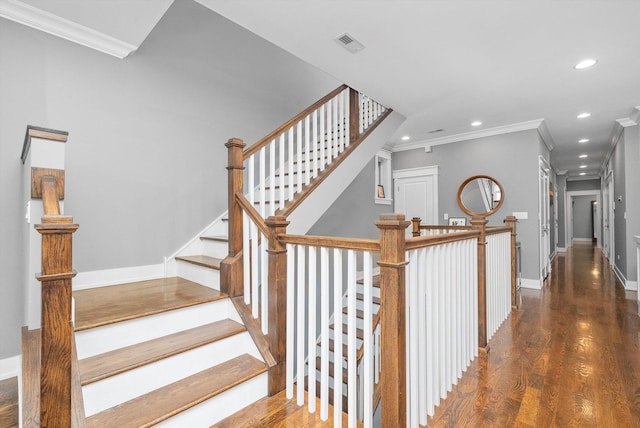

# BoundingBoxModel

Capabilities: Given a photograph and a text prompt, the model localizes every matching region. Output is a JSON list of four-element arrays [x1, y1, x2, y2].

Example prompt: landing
[[212, 388, 357, 427], [74, 277, 224, 330]]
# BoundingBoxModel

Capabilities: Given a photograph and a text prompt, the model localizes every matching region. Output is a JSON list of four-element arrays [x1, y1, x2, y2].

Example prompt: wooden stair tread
[[85, 354, 266, 428], [79, 319, 246, 385], [200, 235, 228, 242], [356, 293, 381, 305], [314, 357, 348, 384], [73, 277, 225, 331], [356, 274, 380, 286], [212, 387, 351, 427], [175, 255, 222, 270], [333, 322, 364, 341]]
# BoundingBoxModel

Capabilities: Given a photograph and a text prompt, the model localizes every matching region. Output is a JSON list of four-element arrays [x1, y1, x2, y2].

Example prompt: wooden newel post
[[375, 213, 410, 427], [35, 216, 78, 428], [265, 215, 289, 395], [349, 87, 359, 144], [221, 137, 245, 297], [411, 217, 421, 237], [504, 216, 518, 309], [470, 216, 488, 351]]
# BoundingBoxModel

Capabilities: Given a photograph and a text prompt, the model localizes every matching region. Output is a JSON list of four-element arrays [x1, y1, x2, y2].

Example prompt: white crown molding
[[537, 120, 555, 151], [390, 119, 544, 153], [600, 108, 640, 174], [0, 0, 137, 59]]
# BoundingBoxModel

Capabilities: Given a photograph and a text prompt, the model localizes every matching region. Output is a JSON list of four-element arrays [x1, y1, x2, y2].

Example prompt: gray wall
[[308, 158, 390, 239], [623, 125, 640, 282], [567, 179, 601, 191], [0, 0, 340, 358], [572, 195, 595, 240], [392, 129, 545, 281]]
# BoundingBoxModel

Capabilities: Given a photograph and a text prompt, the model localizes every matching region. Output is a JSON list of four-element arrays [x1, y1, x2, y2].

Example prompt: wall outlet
[[444, 213, 449, 221]]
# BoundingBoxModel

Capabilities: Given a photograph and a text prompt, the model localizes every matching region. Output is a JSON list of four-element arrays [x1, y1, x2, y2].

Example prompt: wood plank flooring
[[212, 387, 355, 428], [73, 277, 224, 331], [0, 377, 18, 428], [427, 242, 640, 427]]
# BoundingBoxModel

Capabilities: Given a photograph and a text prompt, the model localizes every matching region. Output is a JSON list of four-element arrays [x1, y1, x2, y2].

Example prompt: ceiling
[[4, 0, 640, 181]]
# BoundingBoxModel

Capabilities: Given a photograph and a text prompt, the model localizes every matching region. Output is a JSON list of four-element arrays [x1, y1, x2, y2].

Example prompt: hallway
[[428, 242, 640, 427]]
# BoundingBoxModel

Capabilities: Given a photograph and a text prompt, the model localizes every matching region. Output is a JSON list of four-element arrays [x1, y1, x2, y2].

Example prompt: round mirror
[[457, 175, 504, 217]]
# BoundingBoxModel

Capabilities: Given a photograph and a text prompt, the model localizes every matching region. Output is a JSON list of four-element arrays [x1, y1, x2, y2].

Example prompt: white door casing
[[539, 156, 551, 280]]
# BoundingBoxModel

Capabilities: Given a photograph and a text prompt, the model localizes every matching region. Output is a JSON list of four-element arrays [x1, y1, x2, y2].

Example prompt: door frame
[[565, 189, 601, 248], [539, 156, 552, 280], [392, 165, 439, 224]]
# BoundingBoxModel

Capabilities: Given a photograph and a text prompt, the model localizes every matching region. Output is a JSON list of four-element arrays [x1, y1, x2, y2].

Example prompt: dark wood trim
[[278, 108, 393, 218], [243, 85, 348, 160], [375, 214, 409, 428], [349, 88, 359, 144], [236, 193, 270, 238], [21, 125, 68, 164], [504, 216, 519, 309], [278, 234, 380, 252], [32, 168, 65, 200], [405, 230, 481, 250], [470, 217, 488, 351], [230, 297, 277, 368], [265, 216, 289, 395]]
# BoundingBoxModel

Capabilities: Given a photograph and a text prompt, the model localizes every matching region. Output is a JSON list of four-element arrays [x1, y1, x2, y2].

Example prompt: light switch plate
[[513, 211, 528, 220]]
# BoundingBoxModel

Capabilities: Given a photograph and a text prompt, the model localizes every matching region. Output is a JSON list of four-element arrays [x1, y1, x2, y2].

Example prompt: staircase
[[72, 276, 267, 427]]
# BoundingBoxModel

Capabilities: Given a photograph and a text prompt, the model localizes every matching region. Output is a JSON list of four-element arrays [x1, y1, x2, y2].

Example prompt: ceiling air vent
[[428, 128, 444, 134], [335, 32, 365, 54]]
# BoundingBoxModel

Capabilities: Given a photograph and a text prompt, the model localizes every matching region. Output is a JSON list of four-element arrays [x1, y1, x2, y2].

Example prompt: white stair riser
[[201, 239, 228, 259], [82, 332, 262, 417], [155, 373, 268, 427], [177, 262, 220, 289], [76, 300, 240, 359]]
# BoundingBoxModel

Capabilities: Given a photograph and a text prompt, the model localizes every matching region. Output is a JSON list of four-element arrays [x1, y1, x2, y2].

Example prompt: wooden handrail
[[405, 230, 481, 250], [278, 233, 381, 252], [278, 108, 393, 218], [41, 175, 61, 216], [485, 225, 512, 236], [243, 85, 348, 160], [235, 193, 270, 238]]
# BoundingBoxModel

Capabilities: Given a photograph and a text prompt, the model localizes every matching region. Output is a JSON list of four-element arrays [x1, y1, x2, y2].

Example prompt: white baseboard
[[613, 264, 630, 290], [0, 355, 20, 380], [73, 263, 164, 290], [520, 278, 542, 290], [572, 238, 593, 242], [556, 247, 567, 253], [626, 280, 638, 292]]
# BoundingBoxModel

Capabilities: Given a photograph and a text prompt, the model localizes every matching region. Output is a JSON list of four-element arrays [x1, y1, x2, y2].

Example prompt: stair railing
[[278, 233, 381, 426], [34, 171, 79, 427]]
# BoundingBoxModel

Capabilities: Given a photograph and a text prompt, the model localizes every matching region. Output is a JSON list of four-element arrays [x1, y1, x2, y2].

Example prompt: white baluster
[[320, 247, 330, 420], [319, 104, 326, 172], [288, 128, 294, 201], [332, 96, 338, 160], [425, 246, 435, 416], [261, 232, 268, 335], [417, 248, 427, 425], [359, 94, 365, 134], [408, 250, 418, 428], [444, 243, 452, 395], [243, 212, 250, 304], [279, 133, 285, 211], [286, 244, 295, 399], [305, 114, 311, 185], [296, 121, 303, 193], [344, 89, 350, 148], [326, 99, 333, 163], [333, 248, 343, 425], [363, 252, 373, 427], [307, 245, 317, 412], [251, 222, 259, 319], [296, 245, 306, 405], [312, 110, 319, 178], [347, 250, 357, 428], [338, 91, 345, 153], [248, 155, 255, 206], [259, 147, 266, 218], [269, 140, 275, 216]]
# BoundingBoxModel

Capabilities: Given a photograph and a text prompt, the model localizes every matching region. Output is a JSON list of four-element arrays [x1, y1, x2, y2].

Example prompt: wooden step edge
[[79, 319, 246, 386], [314, 357, 348, 384], [175, 255, 222, 270], [231, 297, 277, 368], [85, 354, 267, 428], [200, 235, 228, 243], [356, 274, 381, 286], [21, 327, 86, 428], [355, 293, 381, 305]]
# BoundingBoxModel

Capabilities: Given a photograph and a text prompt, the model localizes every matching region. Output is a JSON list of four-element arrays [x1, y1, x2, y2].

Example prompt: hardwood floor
[[427, 242, 640, 427], [0, 377, 18, 428]]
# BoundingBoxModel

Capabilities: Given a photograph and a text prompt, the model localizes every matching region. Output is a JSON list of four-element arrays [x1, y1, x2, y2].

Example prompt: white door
[[393, 166, 439, 232], [539, 157, 551, 280]]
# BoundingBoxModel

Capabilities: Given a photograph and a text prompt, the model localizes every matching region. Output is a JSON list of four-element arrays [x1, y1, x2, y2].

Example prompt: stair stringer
[[287, 111, 405, 235]]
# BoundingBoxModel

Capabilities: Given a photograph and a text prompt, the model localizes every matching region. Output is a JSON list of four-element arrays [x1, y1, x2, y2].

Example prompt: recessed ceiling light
[[577, 112, 591, 119], [574, 59, 598, 70], [579, 172, 586, 176], [579, 165, 587, 169], [578, 138, 589, 143], [471, 121, 482, 127], [401, 135, 410, 141], [579, 154, 588, 158]]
